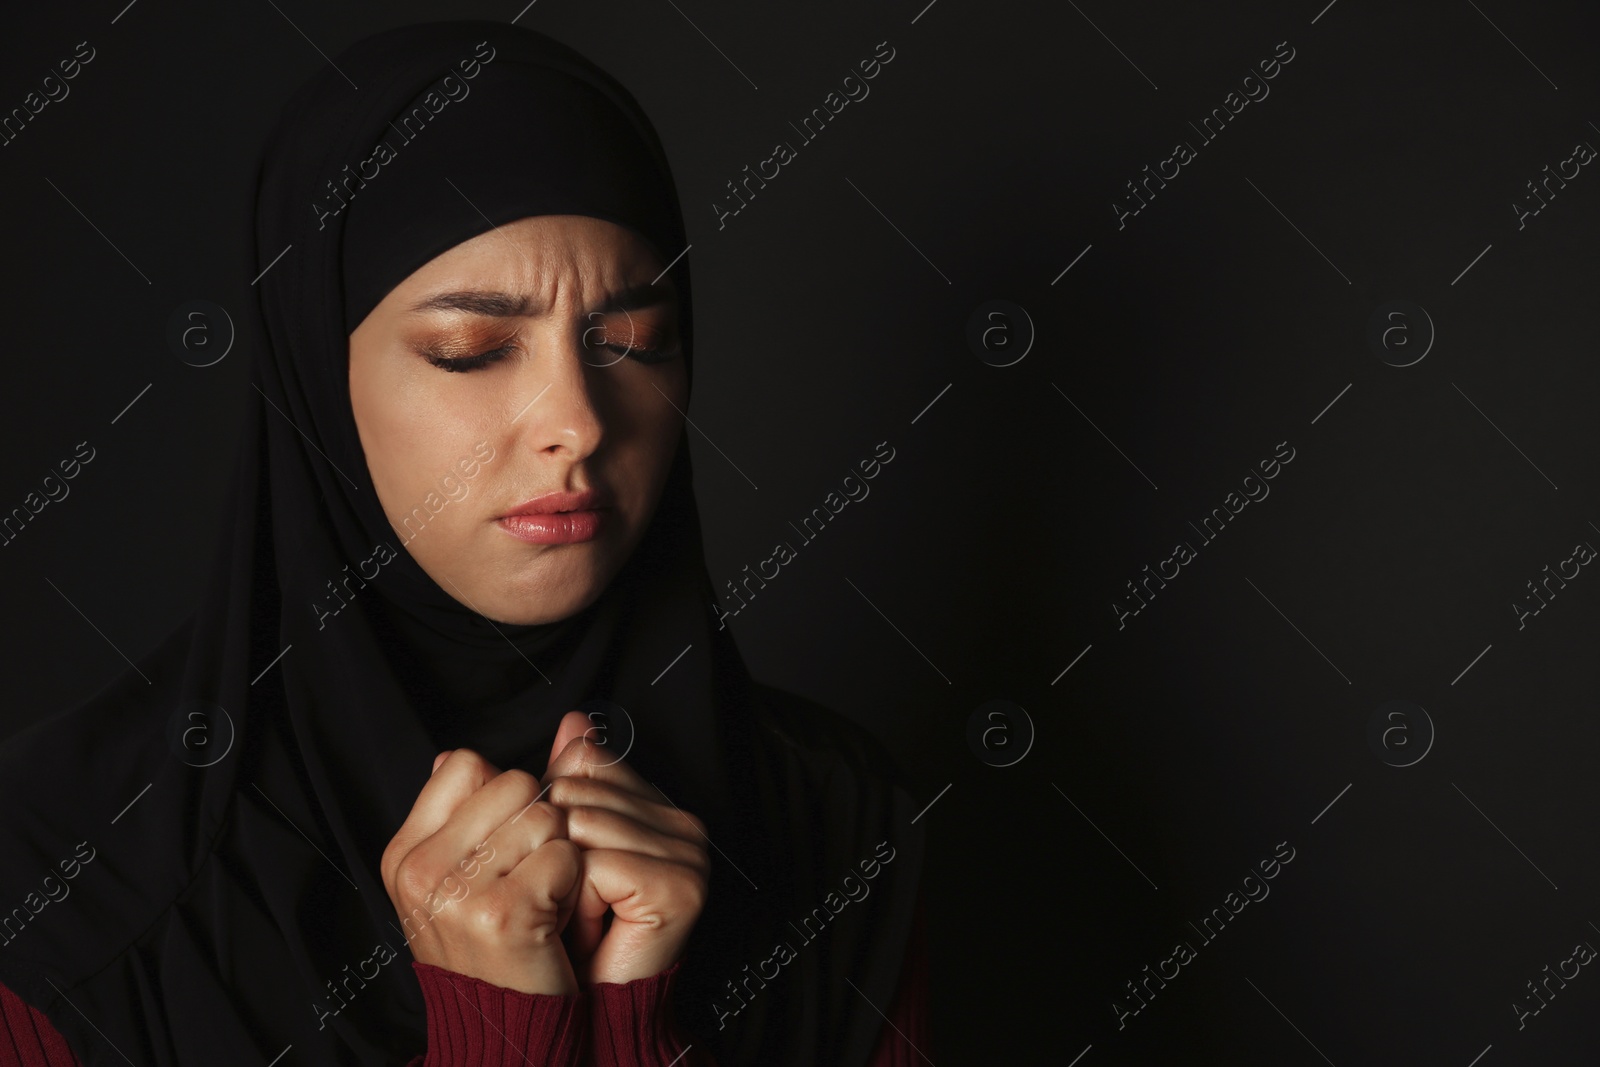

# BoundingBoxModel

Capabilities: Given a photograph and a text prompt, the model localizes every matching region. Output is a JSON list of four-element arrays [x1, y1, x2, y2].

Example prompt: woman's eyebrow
[[406, 283, 675, 318]]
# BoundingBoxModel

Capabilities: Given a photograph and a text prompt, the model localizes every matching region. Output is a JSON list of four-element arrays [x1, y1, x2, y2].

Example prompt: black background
[[3, 1, 1599, 1063]]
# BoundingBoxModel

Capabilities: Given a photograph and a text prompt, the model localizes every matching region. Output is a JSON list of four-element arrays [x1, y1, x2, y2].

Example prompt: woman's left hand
[[541, 710, 711, 986]]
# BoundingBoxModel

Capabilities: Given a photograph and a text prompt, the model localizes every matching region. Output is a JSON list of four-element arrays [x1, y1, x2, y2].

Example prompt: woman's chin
[[469, 561, 610, 626]]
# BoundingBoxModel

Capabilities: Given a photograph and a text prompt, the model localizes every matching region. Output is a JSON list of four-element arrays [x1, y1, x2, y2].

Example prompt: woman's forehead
[[370, 217, 665, 311], [410, 215, 663, 278]]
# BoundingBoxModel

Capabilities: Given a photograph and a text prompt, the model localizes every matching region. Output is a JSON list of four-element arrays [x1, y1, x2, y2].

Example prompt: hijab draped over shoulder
[[0, 18, 923, 1067]]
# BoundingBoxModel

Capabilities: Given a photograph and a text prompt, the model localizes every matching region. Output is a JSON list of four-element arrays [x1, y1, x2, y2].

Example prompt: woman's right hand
[[380, 748, 582, 995]]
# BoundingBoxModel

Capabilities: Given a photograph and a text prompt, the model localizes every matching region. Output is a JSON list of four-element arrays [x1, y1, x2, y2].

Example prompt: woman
[[0, 19, 927, 1067]]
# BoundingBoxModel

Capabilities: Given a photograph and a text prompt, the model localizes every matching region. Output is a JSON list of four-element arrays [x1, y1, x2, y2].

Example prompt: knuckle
[[677, 809, 708, 838], [454, 748, 493, 775], [667, 866, 709, 916], [393, 855, 438, 904], [379, 838, 402, 883], [531, 800, 567, 837], [533, 838, 581, 895], [465, 894, 510, 935], [496, 767, 539, 798], [562, 802, 592, 835], [545, 776, 576, 806], [540, 836, 581, 872]]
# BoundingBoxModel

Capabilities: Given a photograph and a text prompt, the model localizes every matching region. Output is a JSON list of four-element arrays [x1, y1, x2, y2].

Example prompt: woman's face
[[348, 214, 688, 625]]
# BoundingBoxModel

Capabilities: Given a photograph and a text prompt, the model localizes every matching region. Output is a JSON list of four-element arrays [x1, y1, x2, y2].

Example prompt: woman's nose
[[515, 331, 604, 462]]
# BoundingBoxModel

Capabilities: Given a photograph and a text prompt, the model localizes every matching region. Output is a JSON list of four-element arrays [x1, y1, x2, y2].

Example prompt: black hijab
[[0, 19, 923, 1067]]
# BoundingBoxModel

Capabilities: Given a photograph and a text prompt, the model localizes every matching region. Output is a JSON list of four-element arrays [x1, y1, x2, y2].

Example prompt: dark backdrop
[[3, 1, 1599, 1063]]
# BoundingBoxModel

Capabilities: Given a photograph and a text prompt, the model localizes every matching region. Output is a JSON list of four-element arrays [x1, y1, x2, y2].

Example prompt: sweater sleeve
[[0, 966, 586, 1067], [0, 897, 929, 1067], [588, 958, 717, 1066], [405, 961, 587, 1067], [586, 888, 931, 1067], [0, 981, 82, 1067]]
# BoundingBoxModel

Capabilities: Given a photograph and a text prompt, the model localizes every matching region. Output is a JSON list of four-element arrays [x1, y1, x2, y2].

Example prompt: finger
[[383, 749, 499, 878], [432, 749, 453, 774], [545, 711, 591, 778], [474, 800, 569, 880], [415, 770, 565, 880], [580, 848, 707, 926], [498, 837, 584, 932], [568, 869, 609, 968], [543, 730, 657, 805], [563, 805, 709, 875], [545, 776, 706, 844]]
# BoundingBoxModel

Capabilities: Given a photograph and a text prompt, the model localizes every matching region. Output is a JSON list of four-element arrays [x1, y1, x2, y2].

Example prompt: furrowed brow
[[407, 290, 540, 317], [407, 282, 676, 319]]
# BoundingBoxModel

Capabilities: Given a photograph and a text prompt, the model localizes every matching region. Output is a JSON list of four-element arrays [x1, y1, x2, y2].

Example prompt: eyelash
[[425, 346, 516, 373], [425, 340, 679, 373]]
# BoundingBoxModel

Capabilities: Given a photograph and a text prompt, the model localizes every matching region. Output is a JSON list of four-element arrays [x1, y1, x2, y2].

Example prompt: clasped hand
[[380, 710, 711, 995]]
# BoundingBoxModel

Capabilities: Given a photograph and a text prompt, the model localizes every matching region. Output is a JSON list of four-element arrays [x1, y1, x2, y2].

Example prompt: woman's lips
[[495, 510, 605, 544], [495, 488, 609, 544]]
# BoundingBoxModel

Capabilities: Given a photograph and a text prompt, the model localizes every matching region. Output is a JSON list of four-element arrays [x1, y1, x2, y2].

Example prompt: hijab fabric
[[0, 19, 923, 1067]]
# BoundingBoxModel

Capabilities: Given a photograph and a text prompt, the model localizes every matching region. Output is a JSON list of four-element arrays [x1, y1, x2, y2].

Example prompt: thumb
[[546, 710, 593, 777]]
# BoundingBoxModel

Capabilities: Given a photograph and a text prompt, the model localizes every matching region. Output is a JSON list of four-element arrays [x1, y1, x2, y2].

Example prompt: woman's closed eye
[[583, 320, 679, 366], [424, 344, 517, 372], [419, 335, 680, 373]]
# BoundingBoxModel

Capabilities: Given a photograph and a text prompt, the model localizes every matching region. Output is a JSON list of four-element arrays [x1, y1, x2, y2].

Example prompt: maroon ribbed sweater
[[0, 896, 928, 1066]]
